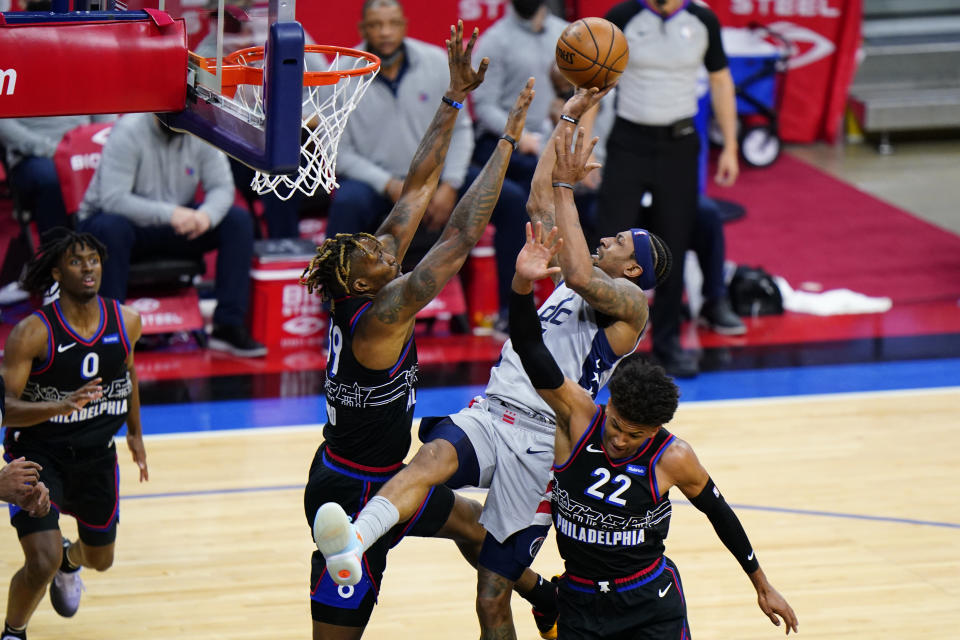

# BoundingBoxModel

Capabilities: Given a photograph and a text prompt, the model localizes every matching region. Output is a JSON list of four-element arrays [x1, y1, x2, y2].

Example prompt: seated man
[[326, 0, 528, 326], [0, 114, 114, 234], [76, 114, 265, 357]]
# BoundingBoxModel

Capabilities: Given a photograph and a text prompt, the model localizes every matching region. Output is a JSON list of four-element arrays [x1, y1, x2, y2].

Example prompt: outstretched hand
[[503, 78, 536, 142], [560, 84, 615, 121], [515, 222, 563, 286], [446, 21, 488, 97], [552, 126, 601, 186], [758, 583, 799, 635], [59, 378, 103, 415]]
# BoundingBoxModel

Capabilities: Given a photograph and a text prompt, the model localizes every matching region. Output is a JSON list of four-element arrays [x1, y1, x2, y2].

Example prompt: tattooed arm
[[552, 122, 649, 346], [374, 21, 488, 264], [354, 80, 535, 366]]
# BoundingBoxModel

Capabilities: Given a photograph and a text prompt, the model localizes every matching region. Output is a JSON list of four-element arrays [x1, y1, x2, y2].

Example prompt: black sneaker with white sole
[[208, 325, 268, 358]]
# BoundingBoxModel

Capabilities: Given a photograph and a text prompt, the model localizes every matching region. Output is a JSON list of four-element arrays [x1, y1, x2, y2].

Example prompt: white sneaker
[[50, 567, 85, 617], [313, 503, 363, 586]]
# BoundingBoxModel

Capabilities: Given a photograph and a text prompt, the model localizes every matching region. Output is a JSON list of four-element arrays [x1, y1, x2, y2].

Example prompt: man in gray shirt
[[326, 0, 528, 327], [470, 0, 568, 190], [77, 113, 265, 357], [0, 115, 113, 234]]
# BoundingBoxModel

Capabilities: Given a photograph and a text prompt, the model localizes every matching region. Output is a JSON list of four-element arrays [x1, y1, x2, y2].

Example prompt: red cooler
[[248, 239, 326, 350]]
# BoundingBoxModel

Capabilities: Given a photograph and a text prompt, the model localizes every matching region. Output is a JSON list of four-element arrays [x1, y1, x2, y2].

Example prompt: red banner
[[53, 122, 113, 215], [575, 0, 861, 142]]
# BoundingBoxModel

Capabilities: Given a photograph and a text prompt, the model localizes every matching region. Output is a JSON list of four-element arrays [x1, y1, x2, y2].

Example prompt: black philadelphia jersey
[[322, 296, 418, 468], [6, 296, 132, 449], [552, 406, 676, 578]]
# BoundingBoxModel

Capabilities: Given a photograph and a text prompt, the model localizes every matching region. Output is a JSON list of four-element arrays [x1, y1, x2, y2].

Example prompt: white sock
[[353, 496, 400, 553]]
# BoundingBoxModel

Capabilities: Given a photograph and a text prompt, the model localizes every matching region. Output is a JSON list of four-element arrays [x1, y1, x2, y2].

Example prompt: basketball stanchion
[[192, 45, 380, 201]]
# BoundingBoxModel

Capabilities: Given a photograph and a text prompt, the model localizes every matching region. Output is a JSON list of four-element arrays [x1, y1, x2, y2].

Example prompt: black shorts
[[4, 440, 120, 547], [304, 444, 456, 627], [558, 556, 689, 640]]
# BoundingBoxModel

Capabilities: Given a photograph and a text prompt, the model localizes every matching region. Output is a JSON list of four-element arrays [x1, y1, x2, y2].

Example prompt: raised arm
[[366, 78, 535, 330], [552, 121, 648, 333], [509, 222, 601, 463], [374, 21, 488, 263], [662, 441, 799, 635]]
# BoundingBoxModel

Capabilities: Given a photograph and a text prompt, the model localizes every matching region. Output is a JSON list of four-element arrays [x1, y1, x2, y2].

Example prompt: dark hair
[[647, 232, 672, 288], [21, 228, 107, 298], [608, 354, 679, 427], [300, 233, 376, 309]]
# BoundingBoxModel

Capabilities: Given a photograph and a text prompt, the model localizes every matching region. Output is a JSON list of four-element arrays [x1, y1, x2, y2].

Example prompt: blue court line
[[137, 358, 960, 434], [117, 483, 960, 530]]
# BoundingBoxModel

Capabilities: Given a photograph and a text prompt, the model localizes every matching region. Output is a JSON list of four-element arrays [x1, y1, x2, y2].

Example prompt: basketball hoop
[[192, 44, 380, 201]]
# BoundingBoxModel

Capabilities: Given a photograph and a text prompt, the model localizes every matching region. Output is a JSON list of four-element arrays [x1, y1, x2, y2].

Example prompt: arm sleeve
[[689, 477, 760, 574], [508, 290, 564, 390], [469, 34, 512, 136], [0, 119, 58, 159]]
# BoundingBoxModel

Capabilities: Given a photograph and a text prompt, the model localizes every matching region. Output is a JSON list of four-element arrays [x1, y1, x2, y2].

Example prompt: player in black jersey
[[0, 229, 146, 640], [301, 22, 541, 640], [504, 131, 799, 639]]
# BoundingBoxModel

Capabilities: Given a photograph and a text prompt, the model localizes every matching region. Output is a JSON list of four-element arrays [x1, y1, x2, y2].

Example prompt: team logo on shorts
[[529, 536, 545, 559]]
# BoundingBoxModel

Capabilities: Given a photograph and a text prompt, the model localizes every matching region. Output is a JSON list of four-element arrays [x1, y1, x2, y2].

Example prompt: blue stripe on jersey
[[648, 434, 676, 503], [554, 405, 604, 472], [388, 337, 414, 378], [113, 299, 131, 357], [30, 310, 55, 374], [54, 296, 106, 345], [577, 330, 619, 397], [348, 301, 373, 335]]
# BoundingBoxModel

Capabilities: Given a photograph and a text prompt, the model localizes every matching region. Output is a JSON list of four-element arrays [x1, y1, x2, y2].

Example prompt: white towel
[[774, 276, 893, 316]]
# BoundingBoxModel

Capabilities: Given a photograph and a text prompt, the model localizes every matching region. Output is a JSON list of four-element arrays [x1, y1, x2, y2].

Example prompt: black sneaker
[[208, 325, 268, 358], [530, 575, 559, 639], [699, 297, 747, 336]]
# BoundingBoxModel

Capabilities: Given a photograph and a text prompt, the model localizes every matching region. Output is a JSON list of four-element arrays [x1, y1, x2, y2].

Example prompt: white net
[[221, 48, 379, 201]]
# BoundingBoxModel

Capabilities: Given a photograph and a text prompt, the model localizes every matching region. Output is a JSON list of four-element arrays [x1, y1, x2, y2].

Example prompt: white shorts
[[448, 396, 555, 543]]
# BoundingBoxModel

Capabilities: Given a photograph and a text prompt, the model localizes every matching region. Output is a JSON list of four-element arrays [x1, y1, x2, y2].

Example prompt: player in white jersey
[[314, 86, 672, 639]]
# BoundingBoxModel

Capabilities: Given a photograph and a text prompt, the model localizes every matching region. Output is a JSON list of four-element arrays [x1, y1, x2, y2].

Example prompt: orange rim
[[194, 44, 380, 90]]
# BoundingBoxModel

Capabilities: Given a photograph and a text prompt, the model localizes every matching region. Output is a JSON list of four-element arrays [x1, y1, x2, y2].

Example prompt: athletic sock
[[353, 496, 400, 553], [2, 621, 27, 640], [60, 540, 80, 573], [520, 574, 559, 612]]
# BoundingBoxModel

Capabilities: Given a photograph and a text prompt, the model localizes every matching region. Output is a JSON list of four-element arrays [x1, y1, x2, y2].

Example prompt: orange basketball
[[555, 17, 629, 90]]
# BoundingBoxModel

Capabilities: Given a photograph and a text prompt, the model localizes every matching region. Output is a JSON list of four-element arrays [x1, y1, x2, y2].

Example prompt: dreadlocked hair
[[648, 232, 672, 288], [21, 227, 108, 298], [300, 232, 377, 309]]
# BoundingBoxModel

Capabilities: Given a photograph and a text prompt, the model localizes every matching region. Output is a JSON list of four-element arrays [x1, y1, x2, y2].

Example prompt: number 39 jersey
[[322, 296, 419, 468], [6, 296, 132, 449], [552, 405, 676, 579]]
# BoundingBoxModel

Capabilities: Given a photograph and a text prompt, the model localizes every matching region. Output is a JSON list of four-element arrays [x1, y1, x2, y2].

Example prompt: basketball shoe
[[313, 503, 363, 586], [49, 538, 84, 617], [530, 575, 560, 639]]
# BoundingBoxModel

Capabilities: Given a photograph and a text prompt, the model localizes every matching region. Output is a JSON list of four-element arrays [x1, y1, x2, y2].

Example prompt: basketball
[[555, 17, 629, 90]]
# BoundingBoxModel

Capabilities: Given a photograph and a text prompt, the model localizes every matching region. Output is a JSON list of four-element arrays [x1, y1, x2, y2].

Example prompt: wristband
[[499, 133, 519, 151], [559, 114, 579, 125], [441, 95, 464, 109], [552, 181, 575, 190]]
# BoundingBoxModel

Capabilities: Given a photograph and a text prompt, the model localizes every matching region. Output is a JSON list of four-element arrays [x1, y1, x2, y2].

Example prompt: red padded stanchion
[[0, 16, 187, 117]]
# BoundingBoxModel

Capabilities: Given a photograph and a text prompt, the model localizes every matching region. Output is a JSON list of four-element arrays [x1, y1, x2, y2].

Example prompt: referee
[[597, 0, 739, 378]]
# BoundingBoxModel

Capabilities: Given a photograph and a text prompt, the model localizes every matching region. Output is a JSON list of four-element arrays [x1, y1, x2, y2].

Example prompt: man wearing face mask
[[76, 114, 266, 357], [471, 0, 568, 190], [326, 0, 531, 331]]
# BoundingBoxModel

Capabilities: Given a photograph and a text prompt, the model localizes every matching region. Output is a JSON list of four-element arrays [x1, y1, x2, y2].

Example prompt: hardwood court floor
[[2, 387, 958, 639]]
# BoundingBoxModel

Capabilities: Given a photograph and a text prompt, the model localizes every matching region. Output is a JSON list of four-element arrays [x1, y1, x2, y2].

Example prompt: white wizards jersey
[[484, 282, 640, 421]]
